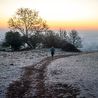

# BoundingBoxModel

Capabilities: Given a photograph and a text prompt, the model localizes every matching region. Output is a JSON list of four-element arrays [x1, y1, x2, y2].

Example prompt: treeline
[[2, 29, 82, 52], [2, 8, 82, 52]]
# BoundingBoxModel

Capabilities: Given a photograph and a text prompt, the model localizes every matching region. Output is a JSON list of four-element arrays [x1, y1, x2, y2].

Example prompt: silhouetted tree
[[29, 32, 43, 49], [8, 8, 48, 48], [69, 30, 82, 48], [43, 30, 60, 48], [5, 31, 22, 51], [59, 29, 69, 41]]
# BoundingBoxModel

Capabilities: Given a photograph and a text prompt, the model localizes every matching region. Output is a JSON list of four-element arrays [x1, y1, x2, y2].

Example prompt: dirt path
[[6, 54, 80, 98]]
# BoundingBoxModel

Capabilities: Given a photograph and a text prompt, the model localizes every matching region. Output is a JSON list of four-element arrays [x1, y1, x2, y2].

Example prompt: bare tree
[[59, 29, 69, 41], [43, 30, 60, 48], [69, 30, 82, 48], [8, 8, 48, 48]]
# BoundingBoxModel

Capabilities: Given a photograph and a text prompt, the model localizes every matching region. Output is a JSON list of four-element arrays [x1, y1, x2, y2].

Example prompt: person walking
[[50, 46, 55, 59]]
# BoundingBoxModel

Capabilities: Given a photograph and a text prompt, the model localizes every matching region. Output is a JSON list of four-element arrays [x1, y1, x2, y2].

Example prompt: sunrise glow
[[0, 0, 98, 30]]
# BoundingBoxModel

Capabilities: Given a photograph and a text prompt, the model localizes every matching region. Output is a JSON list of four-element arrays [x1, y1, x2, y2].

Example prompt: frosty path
[[6, 54, 79, 98], [0, 50, 50, 98]]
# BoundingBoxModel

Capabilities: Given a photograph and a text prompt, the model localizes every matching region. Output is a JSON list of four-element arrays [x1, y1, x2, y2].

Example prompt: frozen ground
[[1, 49, 98, 98], [46, 52, 98, 98], [0, 49, 69, 98]]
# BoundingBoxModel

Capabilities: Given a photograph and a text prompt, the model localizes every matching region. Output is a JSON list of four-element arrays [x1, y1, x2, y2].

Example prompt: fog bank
[[78, 30, 98, 51]]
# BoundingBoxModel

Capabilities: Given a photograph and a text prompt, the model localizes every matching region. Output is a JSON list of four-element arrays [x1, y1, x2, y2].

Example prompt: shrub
[[43, 30, 61, 48], [69, 30, 82, 48], [4, 31, 23, 51], [60, 40, 81, 52]]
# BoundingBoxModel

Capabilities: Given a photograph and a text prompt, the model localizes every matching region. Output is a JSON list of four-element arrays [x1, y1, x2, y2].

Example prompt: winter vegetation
[[1, 8, 82, 52]]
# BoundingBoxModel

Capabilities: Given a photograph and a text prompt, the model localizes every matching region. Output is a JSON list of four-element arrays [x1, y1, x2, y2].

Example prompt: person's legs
[[51, 52, 54, 59]]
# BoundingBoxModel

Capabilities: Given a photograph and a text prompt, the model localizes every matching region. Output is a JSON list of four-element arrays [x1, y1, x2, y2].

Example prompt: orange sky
[[48, 20, 98, 30], [0, 19, 98, 30], [0, 0, 98, 30]]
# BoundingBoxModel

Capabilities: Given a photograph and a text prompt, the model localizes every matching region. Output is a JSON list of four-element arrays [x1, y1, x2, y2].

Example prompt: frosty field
[[0, 49, 98, 98], [0, 49, 67, 98], [0, 49, 49, 97], [46, 52, 98, 97]]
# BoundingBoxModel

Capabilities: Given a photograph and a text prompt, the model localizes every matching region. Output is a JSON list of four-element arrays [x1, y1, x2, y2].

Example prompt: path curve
[[6, 54, 80, 98]]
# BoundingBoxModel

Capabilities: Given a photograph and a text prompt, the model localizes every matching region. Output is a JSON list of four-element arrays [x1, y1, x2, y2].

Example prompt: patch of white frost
[[46, 52, 98, 98]]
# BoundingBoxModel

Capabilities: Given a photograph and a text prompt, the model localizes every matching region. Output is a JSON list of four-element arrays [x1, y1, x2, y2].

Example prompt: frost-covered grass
[[0, 49, 68, 98], [46, 52, 98, 98]]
